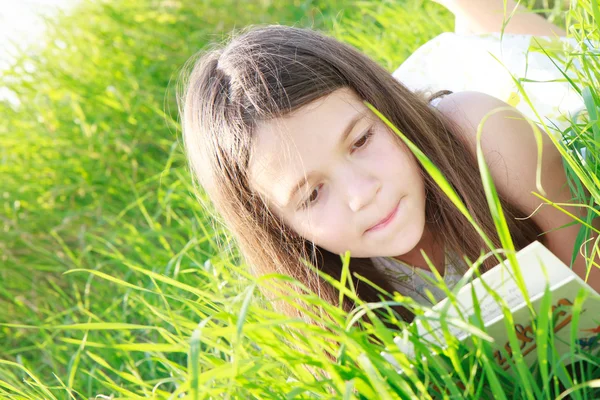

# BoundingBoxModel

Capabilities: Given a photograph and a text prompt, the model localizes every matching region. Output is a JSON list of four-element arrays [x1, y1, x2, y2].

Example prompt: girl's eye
[[301, 184, 323, 208], [351, 127, 374, 152]]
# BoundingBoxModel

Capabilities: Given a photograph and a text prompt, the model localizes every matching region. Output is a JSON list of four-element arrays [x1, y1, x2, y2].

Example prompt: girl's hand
[[429, 0, 458, 14], [429, 0, 475, 35], [429, 0, 566, 37], [430, 0, 517, 15]]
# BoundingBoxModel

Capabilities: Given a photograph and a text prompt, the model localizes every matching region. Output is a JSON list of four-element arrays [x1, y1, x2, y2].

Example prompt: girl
[[178, 1, 599, 322]]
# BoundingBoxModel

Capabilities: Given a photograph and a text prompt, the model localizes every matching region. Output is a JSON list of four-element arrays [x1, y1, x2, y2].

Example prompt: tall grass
[[0, 0, 598, 398]]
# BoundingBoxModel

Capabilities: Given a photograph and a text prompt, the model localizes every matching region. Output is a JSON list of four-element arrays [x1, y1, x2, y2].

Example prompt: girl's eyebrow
[[284, 109, 368, 206]]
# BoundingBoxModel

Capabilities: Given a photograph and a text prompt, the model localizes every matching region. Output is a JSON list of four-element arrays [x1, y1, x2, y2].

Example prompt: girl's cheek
[[297, 204, 346, 244], [315, 208, 348, 244], [293, 211, 324, 242]]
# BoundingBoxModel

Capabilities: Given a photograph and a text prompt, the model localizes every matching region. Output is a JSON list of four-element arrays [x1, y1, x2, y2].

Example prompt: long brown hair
[[177, 25, 543, 323]]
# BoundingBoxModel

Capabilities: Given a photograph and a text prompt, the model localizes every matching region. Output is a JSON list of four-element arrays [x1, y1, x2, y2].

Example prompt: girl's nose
[[346, 169, 381, 212]]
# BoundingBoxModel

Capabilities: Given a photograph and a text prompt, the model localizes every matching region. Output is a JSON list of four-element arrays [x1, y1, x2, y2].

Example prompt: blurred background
[[0, 0, 575, 397]]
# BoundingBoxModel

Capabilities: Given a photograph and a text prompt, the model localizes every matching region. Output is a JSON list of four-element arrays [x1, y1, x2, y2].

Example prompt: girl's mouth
[[365, 198, 401, 233]]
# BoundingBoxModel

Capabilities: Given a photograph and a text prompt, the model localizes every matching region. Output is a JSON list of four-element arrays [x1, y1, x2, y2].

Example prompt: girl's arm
[[434, 0, 567, 37]]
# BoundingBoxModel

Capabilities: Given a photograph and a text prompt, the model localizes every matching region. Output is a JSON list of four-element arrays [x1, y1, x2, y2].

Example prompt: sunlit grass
[[1, 0, 599, 398]]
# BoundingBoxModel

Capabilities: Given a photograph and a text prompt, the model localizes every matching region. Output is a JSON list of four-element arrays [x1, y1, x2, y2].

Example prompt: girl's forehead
[[247, 87, 370, 206], [250, 87, 367, 160]]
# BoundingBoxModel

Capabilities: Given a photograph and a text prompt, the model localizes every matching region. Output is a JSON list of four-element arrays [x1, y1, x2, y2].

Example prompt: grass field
[[1, 0, 599, 398]]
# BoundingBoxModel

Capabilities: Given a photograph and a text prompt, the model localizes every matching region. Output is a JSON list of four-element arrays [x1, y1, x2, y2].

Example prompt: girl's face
[[248, 87, 428, 258]]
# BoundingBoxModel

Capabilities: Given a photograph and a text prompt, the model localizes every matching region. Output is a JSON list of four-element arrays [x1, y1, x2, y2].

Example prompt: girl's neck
[[393, 222, 446, 274]]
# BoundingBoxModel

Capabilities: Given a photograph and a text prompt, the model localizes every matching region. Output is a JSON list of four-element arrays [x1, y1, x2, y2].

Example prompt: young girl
[[178, 1, 599, 321]]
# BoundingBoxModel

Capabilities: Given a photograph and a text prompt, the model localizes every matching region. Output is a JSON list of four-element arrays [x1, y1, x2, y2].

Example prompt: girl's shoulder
[[433, 90, 589, 285]]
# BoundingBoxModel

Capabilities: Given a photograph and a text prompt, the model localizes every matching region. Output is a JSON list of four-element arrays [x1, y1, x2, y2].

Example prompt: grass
[[0, 0, 599, 398]]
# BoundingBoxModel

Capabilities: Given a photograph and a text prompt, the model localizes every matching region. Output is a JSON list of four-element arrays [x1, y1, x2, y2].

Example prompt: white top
[[393, 32, 587, 135], [371, 249, 466, 305]]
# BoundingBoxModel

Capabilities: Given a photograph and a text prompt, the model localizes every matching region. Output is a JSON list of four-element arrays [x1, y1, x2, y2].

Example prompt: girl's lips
[[365, 199, 401, 233]]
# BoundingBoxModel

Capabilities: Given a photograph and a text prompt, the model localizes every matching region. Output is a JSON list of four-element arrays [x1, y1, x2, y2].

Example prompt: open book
[[387, 241, 600, 371]]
